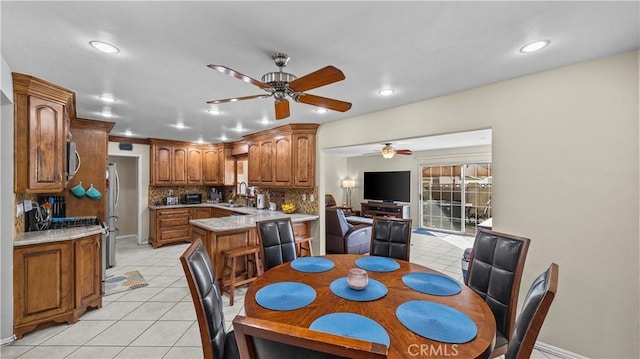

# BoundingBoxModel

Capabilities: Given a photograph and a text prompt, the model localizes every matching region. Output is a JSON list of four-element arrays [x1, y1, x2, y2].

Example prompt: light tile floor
[[2, 232, 560, 358]]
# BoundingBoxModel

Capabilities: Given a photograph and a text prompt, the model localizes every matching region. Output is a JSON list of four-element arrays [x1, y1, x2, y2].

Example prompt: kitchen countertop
[[184, 203, 319, 232], [14, 225, 106, 247]]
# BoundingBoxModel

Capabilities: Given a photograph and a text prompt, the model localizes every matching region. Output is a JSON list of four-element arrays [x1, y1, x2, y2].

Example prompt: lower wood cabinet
[[13, 234, 103, 339], [149, 208, 192, 248]]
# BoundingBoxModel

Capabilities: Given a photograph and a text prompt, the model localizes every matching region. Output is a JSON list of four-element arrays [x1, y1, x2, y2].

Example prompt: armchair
[[326, 208, 371, 254]]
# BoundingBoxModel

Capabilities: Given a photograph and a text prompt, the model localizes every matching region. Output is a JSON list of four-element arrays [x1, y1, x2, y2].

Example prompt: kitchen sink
[[218, 203, 244, 208]]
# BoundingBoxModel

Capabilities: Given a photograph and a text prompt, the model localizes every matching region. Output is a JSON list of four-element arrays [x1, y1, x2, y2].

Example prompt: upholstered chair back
[[370, 217, 412, 261], [256, 218, 297, 271]]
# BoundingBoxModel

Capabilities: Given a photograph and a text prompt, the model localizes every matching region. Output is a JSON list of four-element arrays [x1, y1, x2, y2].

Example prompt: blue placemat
[[396, 301, 477, 343], [255, 282, 316, 311], [355, 256, 400, 272], [290, 257, 335, 273], [402, 272, 462, 296], [330, 277, 388, 301], [310, 313, 390, 347]]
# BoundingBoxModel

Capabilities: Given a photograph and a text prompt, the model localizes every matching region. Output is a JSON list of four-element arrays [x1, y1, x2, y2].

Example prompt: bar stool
[[294, 236, 313, 257], [220, 245, 261, 305]]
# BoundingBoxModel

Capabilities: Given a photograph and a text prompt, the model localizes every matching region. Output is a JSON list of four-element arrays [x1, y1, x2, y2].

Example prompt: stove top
[[48, 216, 102, 230]]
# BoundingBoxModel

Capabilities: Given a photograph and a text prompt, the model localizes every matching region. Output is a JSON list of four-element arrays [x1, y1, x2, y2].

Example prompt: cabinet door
[[260, 140, 274, 184], [203, 146, 220, 185], [247, 142, 261, 185], [13, 241, 73, 326], [153, 145, 172, 185], [274, 135, 292, 186], [191, 208, 211, 219], [74, 234, 102, 308], [293, 133, 315, 187], [187, 146, 203, 185], [28, 96, 66, 191], [172, 146, 188, 185]]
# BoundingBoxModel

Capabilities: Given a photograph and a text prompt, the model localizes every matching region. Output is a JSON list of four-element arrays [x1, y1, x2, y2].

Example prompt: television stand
[[361, 202, 410, 219]]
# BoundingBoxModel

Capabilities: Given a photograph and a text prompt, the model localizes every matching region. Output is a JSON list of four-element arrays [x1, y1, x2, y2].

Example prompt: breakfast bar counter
[[188, 205, 318, 284]]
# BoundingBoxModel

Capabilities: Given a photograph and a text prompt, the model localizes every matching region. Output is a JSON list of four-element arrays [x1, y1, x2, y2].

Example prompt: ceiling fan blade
[[275, 99, 290, 120], [207, 94, 271, 104], [396, 150, 413, 155], [296, 93, 352, 112], [207, 64, 272, 90], [288, 66, 345, 92]]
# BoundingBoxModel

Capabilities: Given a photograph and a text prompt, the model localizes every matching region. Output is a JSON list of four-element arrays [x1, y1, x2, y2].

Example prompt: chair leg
[[229, 256, 236, 306]]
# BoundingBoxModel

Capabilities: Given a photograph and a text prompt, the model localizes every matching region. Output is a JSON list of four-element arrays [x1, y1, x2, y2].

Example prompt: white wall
[[1, 55, 15, 344], [318, 51, 639, 358], [108, 142, 150, 245]]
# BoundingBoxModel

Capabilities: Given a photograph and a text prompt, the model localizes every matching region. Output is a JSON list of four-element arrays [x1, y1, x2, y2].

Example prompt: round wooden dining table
[[244, 254, 496, 358]]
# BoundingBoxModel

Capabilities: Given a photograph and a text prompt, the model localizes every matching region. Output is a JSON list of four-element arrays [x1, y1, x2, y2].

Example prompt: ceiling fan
[[381, 143, 413, 159], [207, 52, 352, 120]]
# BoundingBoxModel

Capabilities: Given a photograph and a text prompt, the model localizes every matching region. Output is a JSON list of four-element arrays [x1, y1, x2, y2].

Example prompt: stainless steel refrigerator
[[105, 163, 119, 268]]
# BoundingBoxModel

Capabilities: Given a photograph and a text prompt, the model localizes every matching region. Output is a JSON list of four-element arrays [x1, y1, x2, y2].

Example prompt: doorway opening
[[107, 155, 139, 243]]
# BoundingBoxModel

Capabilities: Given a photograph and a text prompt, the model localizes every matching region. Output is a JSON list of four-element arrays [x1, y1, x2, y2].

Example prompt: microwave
[[66, 142, 80, 180]]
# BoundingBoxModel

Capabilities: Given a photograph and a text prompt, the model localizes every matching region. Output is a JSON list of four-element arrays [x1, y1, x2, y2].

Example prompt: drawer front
[[292, 222, 309, 237], [159, 226, 190, 241], [157, 209, 191, 217], [158, 216, 190, 227]]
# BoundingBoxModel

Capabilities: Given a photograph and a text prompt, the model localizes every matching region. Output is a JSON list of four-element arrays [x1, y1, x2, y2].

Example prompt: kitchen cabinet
[[149, 207, 191, 248], [202, 143, 235, 186], [149, 140, 190, 186], [13, 73, 75, 193], [191, 207, 212, 219], [203, 145, 221, 185], [187, 146, 203, 185], [13, 233, 103, 339], [244, 124, 318, 188], [74, 234, 102, 313]]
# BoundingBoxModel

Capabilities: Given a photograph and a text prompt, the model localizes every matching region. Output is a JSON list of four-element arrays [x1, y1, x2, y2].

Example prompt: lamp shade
[[342, 179, 356, 188]]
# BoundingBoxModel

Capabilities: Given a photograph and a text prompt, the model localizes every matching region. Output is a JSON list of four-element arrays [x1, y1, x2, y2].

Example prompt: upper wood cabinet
[[13, 73, 75, 193], [202, 145, 221, 185], [187, 146, 203, 185], [244, 124, 318, 188], [150, 140, 192, 186]]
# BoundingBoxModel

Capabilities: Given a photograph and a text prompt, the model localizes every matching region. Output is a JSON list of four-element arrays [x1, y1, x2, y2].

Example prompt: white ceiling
[[2, 2, 638, 155]]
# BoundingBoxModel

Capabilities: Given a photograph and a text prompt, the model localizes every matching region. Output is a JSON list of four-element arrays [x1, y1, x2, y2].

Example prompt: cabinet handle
[[58, 173, 63, 182]]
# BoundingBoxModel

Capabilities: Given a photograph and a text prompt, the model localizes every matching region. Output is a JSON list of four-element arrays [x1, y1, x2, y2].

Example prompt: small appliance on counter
[[165, 196, 179, 205], [257, 193, 266, 209], [184, 193, 202, 204]]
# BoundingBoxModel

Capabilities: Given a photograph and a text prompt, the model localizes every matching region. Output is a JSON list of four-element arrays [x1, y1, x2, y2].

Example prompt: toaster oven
[[184, 193, 202, 204]]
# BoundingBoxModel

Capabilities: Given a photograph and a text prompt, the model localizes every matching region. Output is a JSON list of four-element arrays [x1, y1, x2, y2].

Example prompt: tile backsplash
[[148, 185, 318, 215]]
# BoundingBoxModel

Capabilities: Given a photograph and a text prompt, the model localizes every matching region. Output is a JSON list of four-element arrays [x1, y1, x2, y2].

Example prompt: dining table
[[243, 254, 496, 358]]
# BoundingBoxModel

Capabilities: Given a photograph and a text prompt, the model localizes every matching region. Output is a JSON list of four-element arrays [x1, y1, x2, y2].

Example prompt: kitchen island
[[188, 204, 319, 284]]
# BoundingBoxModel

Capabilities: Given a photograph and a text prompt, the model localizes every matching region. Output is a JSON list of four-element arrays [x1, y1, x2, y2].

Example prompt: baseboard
[[535, 341, 590, 359], [1, 335, 16, 346], [116, 234, 137, 241]]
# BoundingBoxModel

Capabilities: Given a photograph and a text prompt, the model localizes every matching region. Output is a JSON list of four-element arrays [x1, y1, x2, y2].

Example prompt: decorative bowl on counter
[[282, 203, 296, 214]]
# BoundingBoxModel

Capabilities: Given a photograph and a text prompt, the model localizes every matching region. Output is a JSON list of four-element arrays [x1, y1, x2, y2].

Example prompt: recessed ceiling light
[[196, 138, 204, 144], [259, 118, 270, 125], [175, 123, 185, 129], [219, 135, 228, 141], [100, 111, 113, 118], [208, 109, 221, 115], [315, 108, 328, 114], [520, 40, 550, 53], [98, 95, 117, 103], [89, 41, 119, 54], [378, 88, 395, 96], [124, 130, 132, 137]]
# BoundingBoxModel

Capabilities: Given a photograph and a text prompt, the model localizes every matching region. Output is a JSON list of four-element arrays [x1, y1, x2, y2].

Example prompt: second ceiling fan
[[381, 143, 413, 159], [207, 52, 352, 120]]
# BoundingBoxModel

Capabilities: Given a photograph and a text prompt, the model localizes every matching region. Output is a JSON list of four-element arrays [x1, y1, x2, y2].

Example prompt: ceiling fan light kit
[[207, 52, 352, 120], [381, 143, 413, 159]]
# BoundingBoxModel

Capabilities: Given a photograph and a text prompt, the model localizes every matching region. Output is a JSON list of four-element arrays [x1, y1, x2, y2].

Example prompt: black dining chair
[[256, 217, 297, 271], [233, 316, 388, 358], [502, 263, 558, 359], [369, 217, 412, 261], [180, 239, 239, 359], [465, 228, 530, 359]]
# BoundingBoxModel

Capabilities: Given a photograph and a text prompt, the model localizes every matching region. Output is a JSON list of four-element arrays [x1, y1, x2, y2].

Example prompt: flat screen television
[[363, 171, 411, 203]]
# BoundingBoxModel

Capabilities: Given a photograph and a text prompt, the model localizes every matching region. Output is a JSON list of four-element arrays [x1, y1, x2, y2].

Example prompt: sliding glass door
[[420, 163, 492, 235]]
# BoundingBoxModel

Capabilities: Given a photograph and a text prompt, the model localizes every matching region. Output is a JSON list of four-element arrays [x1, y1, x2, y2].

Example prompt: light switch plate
[[16, 203, 24, 217], [310, 194, 315, 202], [302, 194, 306, 201]]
